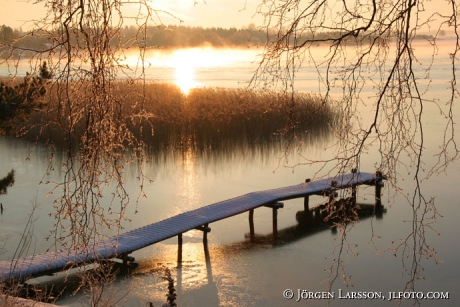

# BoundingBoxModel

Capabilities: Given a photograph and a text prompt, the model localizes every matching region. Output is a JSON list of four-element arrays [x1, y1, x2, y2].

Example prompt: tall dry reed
[[18, 81, 341, 152]]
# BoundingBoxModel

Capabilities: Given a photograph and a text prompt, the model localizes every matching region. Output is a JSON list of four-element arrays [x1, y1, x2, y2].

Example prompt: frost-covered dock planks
[[0, 171, 385, 283]]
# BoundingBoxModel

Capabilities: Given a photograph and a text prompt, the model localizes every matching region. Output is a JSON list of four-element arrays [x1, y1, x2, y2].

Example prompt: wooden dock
[[0, 171, 385, 284]]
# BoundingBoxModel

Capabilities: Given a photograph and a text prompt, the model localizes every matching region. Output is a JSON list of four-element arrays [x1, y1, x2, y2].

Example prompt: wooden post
[[272, 207, 278, 238], [351, 169, 357, 205], [178, 233, 183, 267], [304, 178, 311, 211], [375, 171, 383, 207], [203, 223, 209, 244], [193, 224, 211, 246], [249, 209, 255, 241], [265, 202, 284, 238], [122, 253, 128, 266], [121, 253, 135, 266], [329, 180, 337, 208], [314, 207, 321, 219]]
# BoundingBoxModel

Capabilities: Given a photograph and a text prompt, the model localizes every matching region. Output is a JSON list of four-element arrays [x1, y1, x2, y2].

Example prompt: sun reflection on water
[[173, 148, 200, 214]]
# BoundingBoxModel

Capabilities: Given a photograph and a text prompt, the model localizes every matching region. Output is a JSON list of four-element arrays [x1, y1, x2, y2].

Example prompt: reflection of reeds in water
[[21, 82, 341, 153]]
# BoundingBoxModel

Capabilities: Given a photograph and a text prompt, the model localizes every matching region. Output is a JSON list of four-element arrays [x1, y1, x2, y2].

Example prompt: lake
[[1, 41, 459, 306]]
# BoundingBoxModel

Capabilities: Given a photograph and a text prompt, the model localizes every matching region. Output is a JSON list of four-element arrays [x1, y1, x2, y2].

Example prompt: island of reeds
[[9, 82, 339, 152]]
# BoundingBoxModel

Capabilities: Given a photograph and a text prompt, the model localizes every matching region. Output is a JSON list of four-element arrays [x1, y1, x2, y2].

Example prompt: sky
[[0, 0, 454, 33], [0, 0, 261, 29]]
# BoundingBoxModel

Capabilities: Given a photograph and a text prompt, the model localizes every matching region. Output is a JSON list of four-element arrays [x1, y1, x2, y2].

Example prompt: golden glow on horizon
[[122, 47, 259, 94], [169, 48, 236, 94]]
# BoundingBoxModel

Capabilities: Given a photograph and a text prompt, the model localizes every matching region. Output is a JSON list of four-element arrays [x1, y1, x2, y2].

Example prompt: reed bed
[[18, 81, 341, 152]]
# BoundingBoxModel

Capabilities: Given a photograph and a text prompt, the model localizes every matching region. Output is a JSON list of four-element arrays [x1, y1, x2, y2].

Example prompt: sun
[[140, 47, 243, 94]]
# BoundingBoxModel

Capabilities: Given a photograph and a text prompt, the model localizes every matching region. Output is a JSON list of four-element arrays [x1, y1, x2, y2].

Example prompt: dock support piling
[[249, 209, 255, 241], [304, 179, 311, 211], [375, 171, 383, 207], [273, 207, 278, 238], [265, 202, 284, 238], [203, 223, 209, 244], [329, 180, 337, 207], [122, 253, 128, 266], [351, 169, 357, 205], [351, 187, 357, 205], [120, 253, 135, 266], [178, 233, 183, 267]]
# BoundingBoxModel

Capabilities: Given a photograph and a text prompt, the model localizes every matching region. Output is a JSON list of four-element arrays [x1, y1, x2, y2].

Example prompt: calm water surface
[[1, 41, 459, 306]]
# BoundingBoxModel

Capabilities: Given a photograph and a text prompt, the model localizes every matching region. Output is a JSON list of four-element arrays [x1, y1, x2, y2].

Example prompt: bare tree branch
[[252, 0, 459, 294]]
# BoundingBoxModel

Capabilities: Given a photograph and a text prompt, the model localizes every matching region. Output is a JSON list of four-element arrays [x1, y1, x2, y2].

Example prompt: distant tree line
[[0, 23, 436, 55], [0, 23, 267, 54], [126, 23, 267, 48], [0, 24, 51, 55]]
